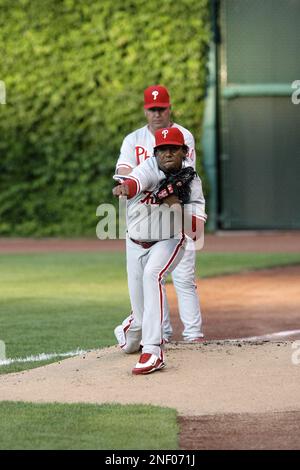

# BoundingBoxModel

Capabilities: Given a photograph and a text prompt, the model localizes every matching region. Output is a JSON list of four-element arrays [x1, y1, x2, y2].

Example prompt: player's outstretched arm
[[117, 167, 132, 176]]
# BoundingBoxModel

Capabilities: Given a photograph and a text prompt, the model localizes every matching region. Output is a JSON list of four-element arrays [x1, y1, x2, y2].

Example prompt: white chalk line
[[1, 329, 300, 366], [0, 349, 88, 366], [224, 329, 300, 343]]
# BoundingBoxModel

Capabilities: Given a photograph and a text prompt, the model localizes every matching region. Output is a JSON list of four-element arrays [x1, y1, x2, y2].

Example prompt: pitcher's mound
[[0, 341, 299, 416]]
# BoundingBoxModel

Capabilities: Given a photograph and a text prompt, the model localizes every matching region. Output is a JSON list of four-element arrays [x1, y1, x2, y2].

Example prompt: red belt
[[130, 238, 158, 249]]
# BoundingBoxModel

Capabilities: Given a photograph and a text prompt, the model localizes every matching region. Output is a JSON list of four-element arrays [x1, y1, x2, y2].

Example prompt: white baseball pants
[[120, 235, 186, 358], [163, 237, 203, 341]]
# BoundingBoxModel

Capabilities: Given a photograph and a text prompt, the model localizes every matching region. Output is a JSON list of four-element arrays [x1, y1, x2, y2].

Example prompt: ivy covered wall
[[0, 0, 210, 235]]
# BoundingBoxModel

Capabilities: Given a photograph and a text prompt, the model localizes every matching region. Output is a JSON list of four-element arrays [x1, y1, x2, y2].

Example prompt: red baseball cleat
[[132, 353, 165, 375]]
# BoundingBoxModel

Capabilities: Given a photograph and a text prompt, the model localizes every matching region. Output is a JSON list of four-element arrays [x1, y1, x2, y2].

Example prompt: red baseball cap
[[144, 85, 171, 109], [154, 127, 186, 148]]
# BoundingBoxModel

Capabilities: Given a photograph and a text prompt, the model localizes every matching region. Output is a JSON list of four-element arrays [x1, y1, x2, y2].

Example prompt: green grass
[[0, 402, 178, 450], [0, 251, 300, 375], [0, 252, 131, 374]]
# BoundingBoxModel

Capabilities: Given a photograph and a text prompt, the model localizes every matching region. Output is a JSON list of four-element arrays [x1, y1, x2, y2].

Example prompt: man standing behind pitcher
[[115, 85, 204, 343]]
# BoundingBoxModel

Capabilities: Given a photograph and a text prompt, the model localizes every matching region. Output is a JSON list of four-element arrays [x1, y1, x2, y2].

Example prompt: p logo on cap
[[144, 85, 170, 109], [154, 127, 185, 148]]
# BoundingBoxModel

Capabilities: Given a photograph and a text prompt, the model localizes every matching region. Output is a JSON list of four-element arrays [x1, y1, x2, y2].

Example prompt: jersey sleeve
[[128, 158, 159, 192], [184, 132, 196, 170], [115, 134, 137, 172], [126, 158, 160, 194], [185, 176, 207, 222]]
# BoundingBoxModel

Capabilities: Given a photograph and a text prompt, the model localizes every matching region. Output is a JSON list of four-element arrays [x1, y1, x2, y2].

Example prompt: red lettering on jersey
[[135, 146, 151, 165], [140, 191, 159, 205]]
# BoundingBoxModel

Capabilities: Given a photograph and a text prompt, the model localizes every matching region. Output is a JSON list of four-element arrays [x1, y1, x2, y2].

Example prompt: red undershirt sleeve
[[123, 178, 138, 198]]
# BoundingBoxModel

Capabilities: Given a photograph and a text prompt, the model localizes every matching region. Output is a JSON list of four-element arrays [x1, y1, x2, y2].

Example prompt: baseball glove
[[154, 166, 196, 204]]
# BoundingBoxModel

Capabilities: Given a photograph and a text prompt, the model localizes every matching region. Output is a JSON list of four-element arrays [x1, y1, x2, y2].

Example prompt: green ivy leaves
[[0, 0, 210, 236]]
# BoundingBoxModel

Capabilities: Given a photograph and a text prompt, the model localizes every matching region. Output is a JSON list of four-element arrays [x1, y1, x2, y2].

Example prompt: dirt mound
[[0, 342, 299, 417]]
